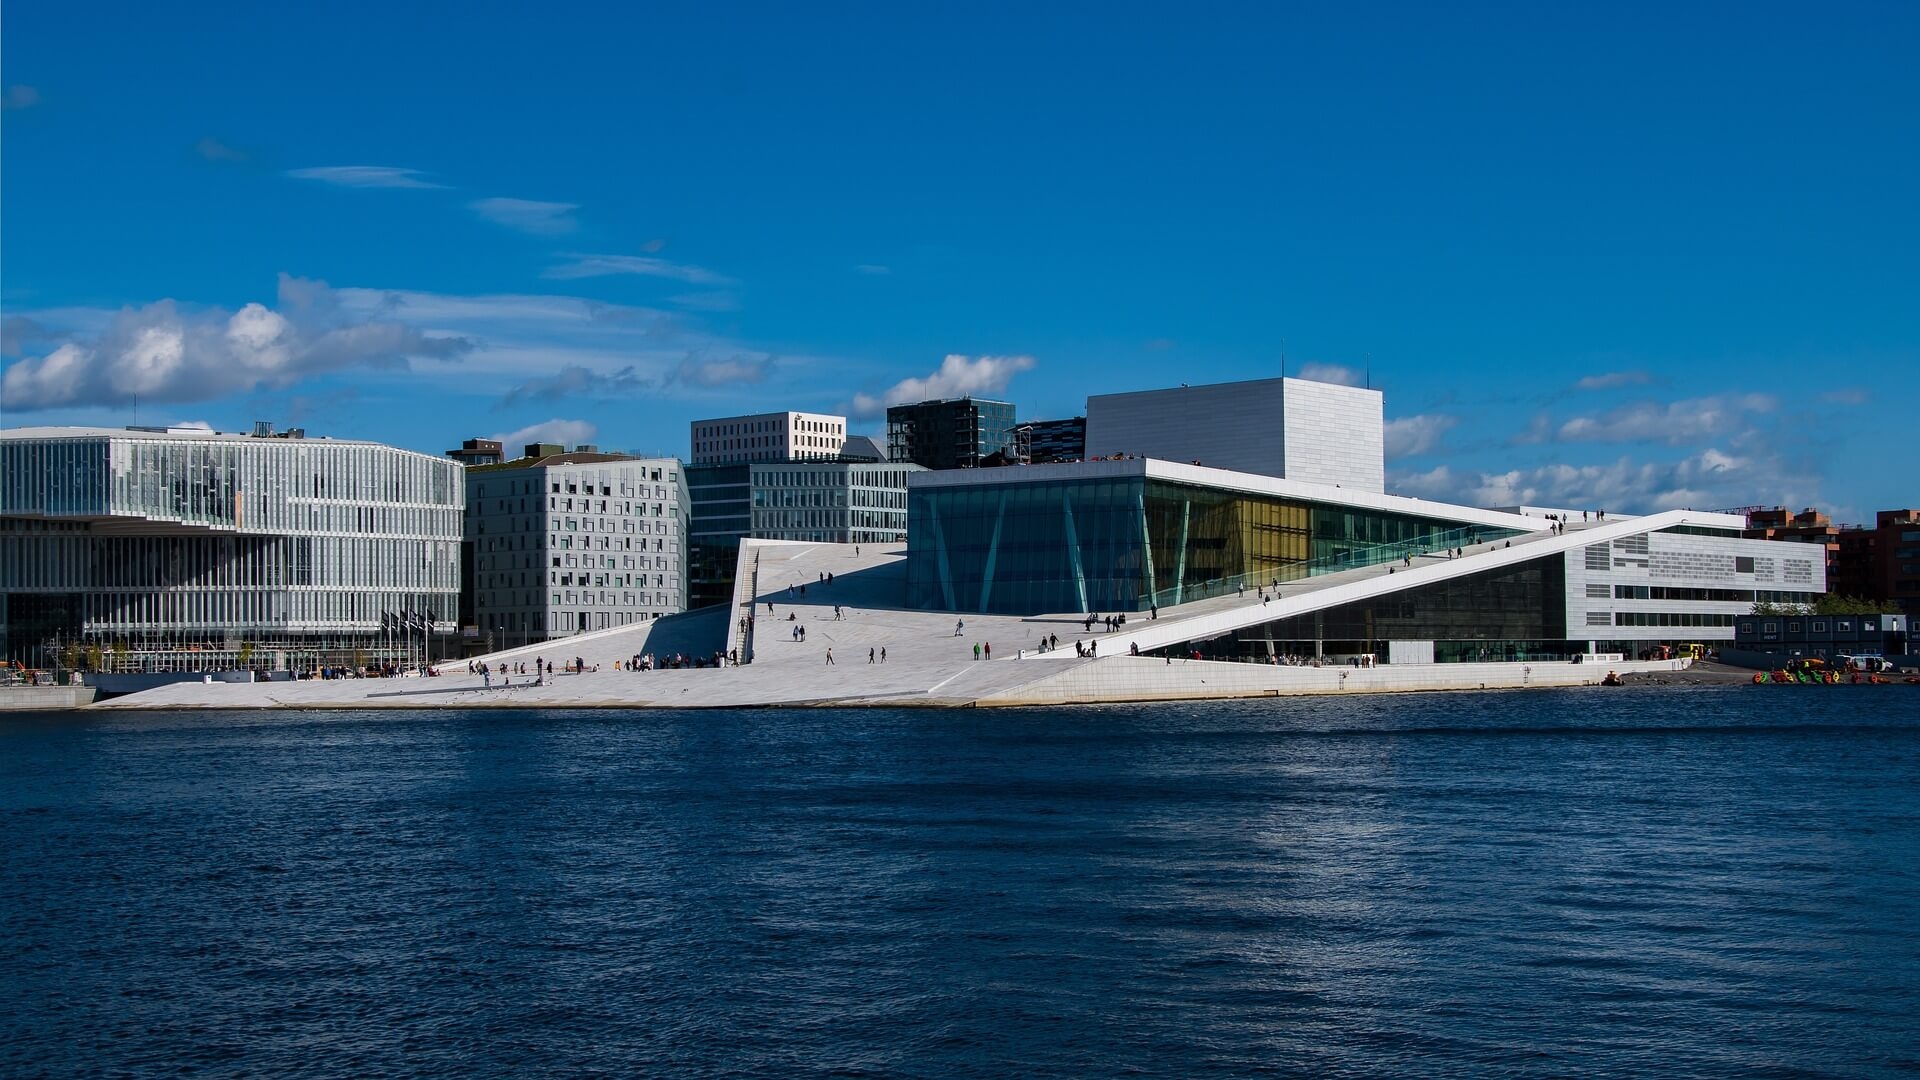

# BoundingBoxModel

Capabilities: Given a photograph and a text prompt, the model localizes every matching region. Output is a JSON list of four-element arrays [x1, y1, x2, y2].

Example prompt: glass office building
[[1, 426, 463, 672], [886, 397, 1016, 470], [907, 459, 1523, 614], [687, 460, 920, 609]]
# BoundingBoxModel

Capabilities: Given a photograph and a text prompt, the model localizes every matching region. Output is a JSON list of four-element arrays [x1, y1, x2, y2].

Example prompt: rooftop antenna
[[1280, 339, 1286, 379], [1366, 353, 1372, 390]]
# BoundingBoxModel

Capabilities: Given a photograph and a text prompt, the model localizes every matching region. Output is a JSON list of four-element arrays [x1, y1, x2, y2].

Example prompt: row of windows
[[1613, 612, 1738, 627]]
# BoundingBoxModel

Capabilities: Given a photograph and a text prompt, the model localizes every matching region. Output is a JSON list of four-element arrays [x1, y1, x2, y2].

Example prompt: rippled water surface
[[5, 687, 1919, 1077]]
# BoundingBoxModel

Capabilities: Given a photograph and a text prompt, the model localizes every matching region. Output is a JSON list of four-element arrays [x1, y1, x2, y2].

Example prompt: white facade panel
[[1561, 527, 1827, 644], [1083, 376, 1384, 492]]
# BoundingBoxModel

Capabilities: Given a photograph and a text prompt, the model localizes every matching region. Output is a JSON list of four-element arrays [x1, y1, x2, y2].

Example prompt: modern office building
[[905, 458, 1824, 661], [1083, 376, 1385, 492], [1015, 417, 1087, 464], [686, 459, 920, 608], [750, 461, 921, 543], [464, 445, 687, 648], [446, 438, 506, 467], [690, 411, 848, 465], [0, 425, 463, 672], [886, 397, 1016, 470]]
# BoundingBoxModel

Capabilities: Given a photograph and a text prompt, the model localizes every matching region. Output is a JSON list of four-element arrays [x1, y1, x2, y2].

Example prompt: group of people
[[1084, 613, 1128, 632], [469, 656, 554, 688]]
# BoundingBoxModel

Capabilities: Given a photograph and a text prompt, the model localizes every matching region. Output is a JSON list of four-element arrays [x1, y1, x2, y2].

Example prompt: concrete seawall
[[1, 686, 99, 711], [947, 656, 1688, 707]]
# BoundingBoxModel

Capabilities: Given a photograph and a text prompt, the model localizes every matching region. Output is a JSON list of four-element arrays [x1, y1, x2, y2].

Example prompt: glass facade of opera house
[[1, 428, 463, 673], [906, 462, 1524, 615]]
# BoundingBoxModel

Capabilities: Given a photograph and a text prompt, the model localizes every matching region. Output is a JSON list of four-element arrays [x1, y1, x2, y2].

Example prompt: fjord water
[[4, 689, 1917, 1078]]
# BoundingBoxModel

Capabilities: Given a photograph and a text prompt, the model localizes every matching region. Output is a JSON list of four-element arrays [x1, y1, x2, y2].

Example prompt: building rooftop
[[466, 450, 671, 472], [0, 424, 389, 446]]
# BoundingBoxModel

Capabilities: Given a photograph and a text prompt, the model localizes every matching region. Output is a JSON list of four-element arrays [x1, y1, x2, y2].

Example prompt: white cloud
[[1296, 362, 1361, 386], [855, 264, 891, 275], [2, 85, 40, 110], [1573, 370, 1651, 391], [468, 197, 580, 235], [1391, 444, 1815, 515], [286, 165, 447, 189], [491, 418, 597, 450], [1821, 388, 1868, 405], [1384, 414, 1457, 459], [541, 254, 734, 285], [1556, 393, 1776, 444], [0, 275, 472, 409], [849, 354, 1037, 419]]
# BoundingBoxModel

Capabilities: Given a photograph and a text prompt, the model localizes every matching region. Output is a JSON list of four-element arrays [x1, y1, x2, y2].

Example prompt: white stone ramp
[[92, 524, 1696, 711]]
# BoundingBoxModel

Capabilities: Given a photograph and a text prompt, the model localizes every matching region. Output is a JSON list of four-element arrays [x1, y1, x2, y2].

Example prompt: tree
[[1811, 594, 1884, 615]]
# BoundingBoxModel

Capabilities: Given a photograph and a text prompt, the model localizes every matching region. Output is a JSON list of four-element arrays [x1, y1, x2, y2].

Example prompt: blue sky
[[3, 1, 1914, 519]]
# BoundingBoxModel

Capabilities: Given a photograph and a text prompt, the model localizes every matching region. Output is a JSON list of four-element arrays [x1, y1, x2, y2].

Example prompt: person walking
[[955, 619, 965, 637], [973, 642, 981, 661], [482, 663, 492, 689], [881, 647, 887, 662], [868, 647, 875, 664], [1150, 604, 1158, 620], [825, 647, 835, 665]]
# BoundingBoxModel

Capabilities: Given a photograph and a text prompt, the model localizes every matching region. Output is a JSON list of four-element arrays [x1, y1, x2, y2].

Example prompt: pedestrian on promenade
[[881, 647, 887, 662], [954, 619, 965, 637], [482, 664, 492, 688], [826, 648, 834, 665], [973, 643, 981, 661], [868, 647, 875, 664], [984, 642, 992, 660], [1150, 604, 1158, 620]]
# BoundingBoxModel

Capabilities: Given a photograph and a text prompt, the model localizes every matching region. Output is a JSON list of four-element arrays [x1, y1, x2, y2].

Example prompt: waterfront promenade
[[94, 519, 1692, 711]]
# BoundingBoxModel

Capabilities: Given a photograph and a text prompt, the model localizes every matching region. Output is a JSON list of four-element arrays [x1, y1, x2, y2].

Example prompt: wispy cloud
[[1296, 362, 1362, 386], [196, 136, 248, 163], [502, 364, 650, 406], [1556, 393, 1776, 444], [541, 253, 735, 285], [468, 197, 580, 235], [1820, 388, 1868, 406], [667, 292, 741, 313], [1384, 414, 1457, 459], [2, 85, 40, 110], [855, 264, 891, 275], [286, 165, 447, 189], [850, 354, 1036, 419], [1573, 370, 1652, 391], [0, 275, 472, 410], [669, 353, 773, 388], [491, 418, 597, 450], [1392, 443, 1816, 516]]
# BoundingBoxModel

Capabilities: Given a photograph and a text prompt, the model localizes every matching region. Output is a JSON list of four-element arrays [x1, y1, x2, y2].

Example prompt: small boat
[[1601, 671, 1622, 686]]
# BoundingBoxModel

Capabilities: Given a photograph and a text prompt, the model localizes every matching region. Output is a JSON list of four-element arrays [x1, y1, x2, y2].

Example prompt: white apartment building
[[465, 449, 688, 646], [690, 411, 848, 465]]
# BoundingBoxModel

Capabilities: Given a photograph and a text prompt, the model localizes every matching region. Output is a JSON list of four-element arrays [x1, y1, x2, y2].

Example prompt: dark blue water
[[4, 687, 1918, 1078]]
